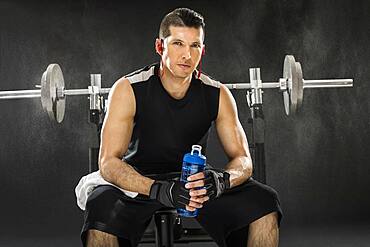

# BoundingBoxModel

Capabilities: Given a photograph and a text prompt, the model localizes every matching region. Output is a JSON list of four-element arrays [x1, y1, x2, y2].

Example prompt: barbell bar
[[0, 55, 353, 123], [0, 87, 112, 99], [226, 79, 353, 89]]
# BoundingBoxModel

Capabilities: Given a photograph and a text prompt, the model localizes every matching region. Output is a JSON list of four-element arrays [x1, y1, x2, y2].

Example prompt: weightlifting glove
[[149, 180, 191, 209], [203, 169, 230, 200]]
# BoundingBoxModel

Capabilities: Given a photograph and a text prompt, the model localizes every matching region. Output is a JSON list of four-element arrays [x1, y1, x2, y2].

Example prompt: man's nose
[[181, 46, 191, 60]]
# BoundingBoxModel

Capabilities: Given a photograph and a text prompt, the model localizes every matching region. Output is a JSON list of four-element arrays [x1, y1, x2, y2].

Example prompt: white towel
[[75, 170, 138, 210]]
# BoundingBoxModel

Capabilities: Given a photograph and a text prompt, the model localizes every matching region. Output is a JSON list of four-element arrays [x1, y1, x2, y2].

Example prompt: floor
[[1, 223, 369, 247]]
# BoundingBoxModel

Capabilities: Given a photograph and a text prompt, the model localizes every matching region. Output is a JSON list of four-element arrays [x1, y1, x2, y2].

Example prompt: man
[[81, 8, 282, 247]]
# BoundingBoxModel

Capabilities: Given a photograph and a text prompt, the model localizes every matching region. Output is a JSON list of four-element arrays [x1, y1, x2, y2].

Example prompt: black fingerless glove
[[204, 169, 230, 200], [149, 180, 191, 209]]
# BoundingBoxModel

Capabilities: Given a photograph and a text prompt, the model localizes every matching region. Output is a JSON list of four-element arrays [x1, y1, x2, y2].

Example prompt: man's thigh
[[81, 185, 162, 247], [195, 178, 283, 246]]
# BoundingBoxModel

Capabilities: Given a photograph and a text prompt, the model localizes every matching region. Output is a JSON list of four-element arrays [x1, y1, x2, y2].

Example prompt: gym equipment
[[227, 55, 352, 115], [0, 64, 109, 123], [140, 209, 214, 246], [0, 55, 352, 123]]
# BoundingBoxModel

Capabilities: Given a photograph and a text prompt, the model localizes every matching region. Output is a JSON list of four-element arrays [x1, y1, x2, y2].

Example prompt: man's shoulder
[[198, 72, 221, 89], [124, 63, 157, 85]]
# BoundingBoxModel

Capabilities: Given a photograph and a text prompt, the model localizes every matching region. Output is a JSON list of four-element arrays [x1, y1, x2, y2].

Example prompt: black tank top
[[123, 63, 220, 175]]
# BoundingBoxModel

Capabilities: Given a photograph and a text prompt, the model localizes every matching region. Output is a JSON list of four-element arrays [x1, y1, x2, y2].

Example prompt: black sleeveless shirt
[[123, 64, 221, 175]]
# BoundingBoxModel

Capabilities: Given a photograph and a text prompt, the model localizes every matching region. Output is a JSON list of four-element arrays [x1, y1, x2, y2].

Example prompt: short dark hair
[[159, 8, 205, 40]]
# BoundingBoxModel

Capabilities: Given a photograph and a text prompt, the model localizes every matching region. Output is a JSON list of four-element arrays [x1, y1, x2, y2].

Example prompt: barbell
[[0, 55, 353, 123]]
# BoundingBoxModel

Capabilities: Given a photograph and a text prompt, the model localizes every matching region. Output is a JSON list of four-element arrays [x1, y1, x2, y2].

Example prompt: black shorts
[[80, 177, 283, 247]]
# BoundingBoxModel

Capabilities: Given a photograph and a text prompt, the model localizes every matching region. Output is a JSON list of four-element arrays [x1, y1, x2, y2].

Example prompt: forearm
[[100, 157, 155, 196], [225, 155, 253, 188]]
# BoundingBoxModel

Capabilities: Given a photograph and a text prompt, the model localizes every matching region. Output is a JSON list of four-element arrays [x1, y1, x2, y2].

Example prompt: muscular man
[[81, 8, 282, 247]]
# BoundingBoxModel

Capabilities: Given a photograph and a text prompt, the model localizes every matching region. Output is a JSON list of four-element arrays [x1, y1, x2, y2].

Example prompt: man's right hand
[[149, 180, 206, 211]]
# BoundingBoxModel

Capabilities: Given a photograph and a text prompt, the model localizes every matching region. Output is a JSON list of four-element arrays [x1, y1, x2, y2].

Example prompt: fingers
[[185, 179, 205, 189], [186, 196, 209, 210], [189, 188, 207, 197], [181, 173, 210, 212], [186, 205, 197, 211], [190, 195, 209, 204], [187, 200, 203, 209], [187, 172, 205, 182], [184, 194, 210, 211]]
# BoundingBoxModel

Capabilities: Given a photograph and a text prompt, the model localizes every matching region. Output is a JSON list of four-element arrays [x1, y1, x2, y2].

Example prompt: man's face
[[160, 26, 204, 79]]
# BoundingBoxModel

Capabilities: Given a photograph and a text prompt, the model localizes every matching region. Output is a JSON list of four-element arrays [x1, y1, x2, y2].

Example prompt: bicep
[[215, 84, 250, 159], [99, 78, 136, 165]]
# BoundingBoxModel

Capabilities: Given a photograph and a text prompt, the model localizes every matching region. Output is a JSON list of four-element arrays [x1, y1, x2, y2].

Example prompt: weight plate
[[295, 61, 304, 112], [283, 55, 304, 115], [41, 64, 65, 123], [283, 55, 294, 115]]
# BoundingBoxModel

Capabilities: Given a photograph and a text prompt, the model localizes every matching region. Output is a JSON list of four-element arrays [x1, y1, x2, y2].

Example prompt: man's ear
[[201, 44, 206, 56], [155, 38, 164, 56]]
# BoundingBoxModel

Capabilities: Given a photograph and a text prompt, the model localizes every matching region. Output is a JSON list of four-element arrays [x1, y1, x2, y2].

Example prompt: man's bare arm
[[215, 84, 253, 187], [99, 78, 154, 196]]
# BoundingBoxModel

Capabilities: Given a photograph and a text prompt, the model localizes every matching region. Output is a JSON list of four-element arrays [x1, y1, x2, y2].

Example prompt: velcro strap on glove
[[204, 169, 230, 199], [149, 180, 191, 209]]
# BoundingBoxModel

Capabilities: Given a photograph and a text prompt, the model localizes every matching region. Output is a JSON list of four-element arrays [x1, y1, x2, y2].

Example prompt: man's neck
[[159, 66, 193, 100]]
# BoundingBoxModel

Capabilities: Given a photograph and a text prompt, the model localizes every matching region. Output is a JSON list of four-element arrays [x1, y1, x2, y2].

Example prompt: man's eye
[[174, 42, 183, 46], [192, 44, 201, 48]]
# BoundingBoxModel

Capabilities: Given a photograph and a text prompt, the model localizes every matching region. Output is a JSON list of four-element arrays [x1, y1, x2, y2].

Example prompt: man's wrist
[[149, 180, 190, 209], [149, 180, 170, 200], [144, 179, 156, 196], [224, 168, 252, 188], [223, 171, 231, 190], [149, 180, 160, 199]]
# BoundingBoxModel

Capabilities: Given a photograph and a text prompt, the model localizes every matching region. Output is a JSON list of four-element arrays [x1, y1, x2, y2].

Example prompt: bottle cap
[[183, 145, 206, 165]]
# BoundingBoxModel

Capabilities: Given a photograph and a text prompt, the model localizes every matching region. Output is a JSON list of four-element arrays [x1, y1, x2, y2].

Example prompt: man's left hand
[[186, 169, 230, 202]]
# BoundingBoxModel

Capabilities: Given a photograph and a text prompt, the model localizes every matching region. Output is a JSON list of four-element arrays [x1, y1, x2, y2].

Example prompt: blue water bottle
[[177, 145, 206, 217]]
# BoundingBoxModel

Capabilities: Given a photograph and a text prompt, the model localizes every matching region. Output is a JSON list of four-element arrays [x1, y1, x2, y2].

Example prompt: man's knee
[[86, 229, 119, 247]]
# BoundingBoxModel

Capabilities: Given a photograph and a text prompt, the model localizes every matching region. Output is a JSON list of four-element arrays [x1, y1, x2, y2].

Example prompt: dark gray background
[[0, 0, 369, 245]]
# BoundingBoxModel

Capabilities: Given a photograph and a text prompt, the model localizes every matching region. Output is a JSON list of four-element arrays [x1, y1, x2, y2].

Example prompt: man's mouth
[[178, 64, 191, 69]]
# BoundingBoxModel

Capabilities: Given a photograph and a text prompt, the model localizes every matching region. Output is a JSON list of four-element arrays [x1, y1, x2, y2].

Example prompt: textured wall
[[0, 0, 369, 240]]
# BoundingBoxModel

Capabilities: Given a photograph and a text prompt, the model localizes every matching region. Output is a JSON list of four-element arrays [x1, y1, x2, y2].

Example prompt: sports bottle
[[177, 145, 206, 217]]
